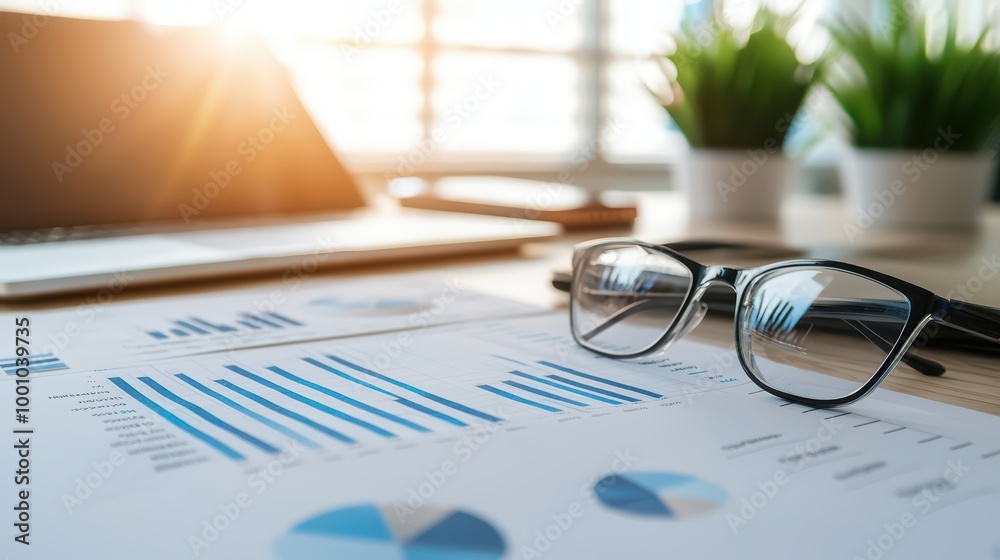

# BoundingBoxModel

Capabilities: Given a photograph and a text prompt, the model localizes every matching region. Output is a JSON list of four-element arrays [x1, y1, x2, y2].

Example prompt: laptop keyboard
[[0, 223, 213, 245], [0, 214, 353, 245], [0, 226, 124, 245]]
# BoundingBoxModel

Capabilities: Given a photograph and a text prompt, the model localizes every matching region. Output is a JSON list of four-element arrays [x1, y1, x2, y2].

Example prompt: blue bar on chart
[[191, 317, 238, 333], [1, 353, 69, 375], [537, 360, 663, 399], [145, 311, 307, 340], [394, 398, 468, 427], [322, 355, 503, 423], [479, 384, 560, 413], [264, 311, 303, 326], [138, 377, 281, 454], [214, 379, 356, 445], [225, 365, 397, 439], [265, 366, 429, 433], [175, 374, 321, 450], [508, 370, 622, 405], [502, 380, 588, 408], [109, 377, 245, 460], [241, 314, 284, 329], [544, 375, 640, 403], [301, 358, 468, 427], [174, 320, 211, 335]]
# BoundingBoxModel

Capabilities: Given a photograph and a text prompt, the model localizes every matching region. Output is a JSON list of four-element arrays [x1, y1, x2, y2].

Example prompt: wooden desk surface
[[4, 193, 999, 414]]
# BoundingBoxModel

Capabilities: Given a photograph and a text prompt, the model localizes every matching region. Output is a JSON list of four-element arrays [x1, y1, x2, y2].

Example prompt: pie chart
[[274, 503, 507, 560], [305, 297, 423, 316], [594, 471, 727, 518]]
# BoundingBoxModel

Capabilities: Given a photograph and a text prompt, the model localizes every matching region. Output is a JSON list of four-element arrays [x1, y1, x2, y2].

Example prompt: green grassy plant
[[824, 0, 1000, 151], [657, 8, 815, 149]]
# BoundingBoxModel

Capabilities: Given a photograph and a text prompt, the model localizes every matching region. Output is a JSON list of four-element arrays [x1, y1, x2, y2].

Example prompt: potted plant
[[654, 7, 817, 222], [826, 0, 1000, 231]]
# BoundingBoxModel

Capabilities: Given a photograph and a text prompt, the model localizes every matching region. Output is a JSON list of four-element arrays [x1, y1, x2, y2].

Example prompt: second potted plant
[[655, 8, 817, 222], [826, 0, 1000, 231]]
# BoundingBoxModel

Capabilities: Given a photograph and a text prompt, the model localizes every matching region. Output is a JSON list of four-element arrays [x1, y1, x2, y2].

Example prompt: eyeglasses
[[568, 239, 1000, 407]]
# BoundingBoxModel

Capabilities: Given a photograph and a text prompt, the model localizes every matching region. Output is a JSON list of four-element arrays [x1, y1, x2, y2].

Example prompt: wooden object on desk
[[396, 176, 638, 229]]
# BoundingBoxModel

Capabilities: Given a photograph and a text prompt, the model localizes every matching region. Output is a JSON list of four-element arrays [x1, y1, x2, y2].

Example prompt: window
[[262, 0, 691, 171], [1, 0, 696, 181], [11, 1, 991, 186]]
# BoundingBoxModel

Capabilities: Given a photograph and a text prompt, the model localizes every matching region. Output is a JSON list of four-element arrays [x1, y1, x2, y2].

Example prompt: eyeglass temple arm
[[576, 298, 663, 343], [576, 292, 947, 377], [938, 300, 1000, 343], [844, 320, 945, 377]]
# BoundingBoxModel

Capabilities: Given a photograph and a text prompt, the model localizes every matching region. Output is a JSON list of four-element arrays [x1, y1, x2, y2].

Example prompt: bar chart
[[144, 311, 305, 340], [1, 352, 68, 375], [477, 359, 663, 413], [98, 349, 678, 463], [101, 353, 517, 462], [72, 313, 739, 469]]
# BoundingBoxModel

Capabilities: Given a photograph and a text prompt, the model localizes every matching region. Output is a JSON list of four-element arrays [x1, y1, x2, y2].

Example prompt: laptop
[[0, 11, 558, 300]]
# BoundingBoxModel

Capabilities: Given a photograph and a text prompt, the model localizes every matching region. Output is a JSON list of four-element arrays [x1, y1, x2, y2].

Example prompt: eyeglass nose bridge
[[668, 265, 744, 341], [698, 265, 743, 290]]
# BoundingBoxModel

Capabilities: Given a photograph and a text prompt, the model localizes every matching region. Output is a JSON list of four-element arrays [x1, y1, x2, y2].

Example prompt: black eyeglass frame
[[569, 239, 1000, 408]]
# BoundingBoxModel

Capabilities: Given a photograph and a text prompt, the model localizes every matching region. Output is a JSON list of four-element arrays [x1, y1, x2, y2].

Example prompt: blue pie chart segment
[[305, 297, 422, 316], [595, 471, 727, 518], [275, 503, 506, 560]]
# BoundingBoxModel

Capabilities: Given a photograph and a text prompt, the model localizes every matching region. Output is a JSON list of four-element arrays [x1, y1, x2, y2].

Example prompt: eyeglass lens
[[571, 244, 693, 356], [740, 267, 911, 401]]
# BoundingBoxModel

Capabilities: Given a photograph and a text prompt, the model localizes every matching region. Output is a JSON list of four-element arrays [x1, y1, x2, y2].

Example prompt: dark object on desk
[[552, 240, 1000, 358], [395, 176, 637, 229]]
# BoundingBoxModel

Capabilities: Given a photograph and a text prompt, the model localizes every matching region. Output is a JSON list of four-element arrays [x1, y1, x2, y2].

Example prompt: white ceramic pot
[[681, 149, 792, 222], [841, 149, 998, 230]]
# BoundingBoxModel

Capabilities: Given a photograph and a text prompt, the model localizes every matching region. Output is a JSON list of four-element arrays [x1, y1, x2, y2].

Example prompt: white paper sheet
[[6, 274, 544, 376], [3, 308, 998, 559]]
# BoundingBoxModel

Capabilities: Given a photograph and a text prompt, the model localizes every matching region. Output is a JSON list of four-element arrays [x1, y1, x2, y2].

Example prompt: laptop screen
[[0, 12, 365, 231]]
